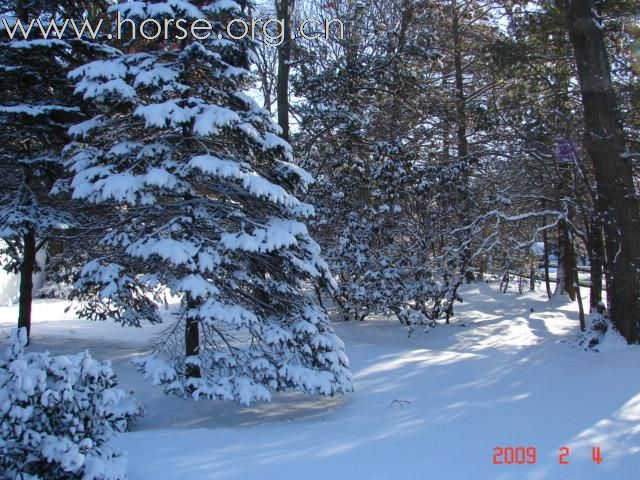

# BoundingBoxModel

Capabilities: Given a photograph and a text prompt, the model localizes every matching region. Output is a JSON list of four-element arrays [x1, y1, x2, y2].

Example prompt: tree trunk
[[573, 258, 586, 331], [542, 208, 552, 299], [588, 216, 604, 312], [500, 271, 510, 293], [185, 296, 201, 380], [18, 229, 36, 344], [276, 0, 293, 141], [555, 221, 577, 300], [565, 0, 640, 342]]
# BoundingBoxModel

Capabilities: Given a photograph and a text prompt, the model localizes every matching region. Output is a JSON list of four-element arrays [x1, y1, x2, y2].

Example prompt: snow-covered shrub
[[330, 210, 462, 330], [578, 314, 611, 350], [309, 142, 467, 330], [0, 329, 143, 479]]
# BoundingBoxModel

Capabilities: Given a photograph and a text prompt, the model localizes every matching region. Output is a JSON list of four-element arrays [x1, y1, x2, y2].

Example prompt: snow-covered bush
[[577, 314, 611, 351], [329, 210, 461, 329], [307, 139, 467, 330], [0, 329, 142, 479]]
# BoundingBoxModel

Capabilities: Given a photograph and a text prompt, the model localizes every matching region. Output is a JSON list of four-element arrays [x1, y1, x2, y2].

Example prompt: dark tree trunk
[[276, 0, 293, 141], [565, 0, 640, 342], [18, 229, 36, 344], [500, 271, 510, 293], [185, 296, 201, 379], [542, 209, 552, 299], [573, 259, 586, 331], [588, 216, 604, 312], [555, 220, 577, 300]]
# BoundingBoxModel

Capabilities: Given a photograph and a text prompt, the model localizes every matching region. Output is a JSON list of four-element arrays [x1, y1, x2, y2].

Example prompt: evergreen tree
[[0, 0, 107, 342], [65, 0, 352, 404]]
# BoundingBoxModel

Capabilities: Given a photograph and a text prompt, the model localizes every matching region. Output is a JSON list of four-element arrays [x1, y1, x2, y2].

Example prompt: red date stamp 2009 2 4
[[492, 446, 603, 465]]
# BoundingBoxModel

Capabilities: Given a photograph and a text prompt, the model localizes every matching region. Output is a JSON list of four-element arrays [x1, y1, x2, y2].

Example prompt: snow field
[[1, 282, 638, 479]]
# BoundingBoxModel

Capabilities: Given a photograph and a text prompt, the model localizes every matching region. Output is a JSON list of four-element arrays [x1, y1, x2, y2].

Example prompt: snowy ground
[[1, 283, 639, 480]]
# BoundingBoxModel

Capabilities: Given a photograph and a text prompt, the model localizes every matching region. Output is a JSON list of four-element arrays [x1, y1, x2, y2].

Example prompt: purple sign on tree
[[554, 138, 577, 163]]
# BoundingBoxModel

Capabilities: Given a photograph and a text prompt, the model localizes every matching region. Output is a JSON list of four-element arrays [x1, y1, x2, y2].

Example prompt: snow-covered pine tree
[[65, 0, 352, 404], [0, 1, 107, 342]]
